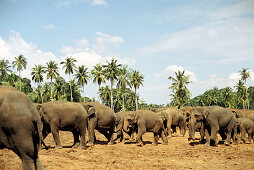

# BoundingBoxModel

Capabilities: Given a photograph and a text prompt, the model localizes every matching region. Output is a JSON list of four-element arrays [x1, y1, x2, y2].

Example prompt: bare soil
[[1, 131, 254, 170]]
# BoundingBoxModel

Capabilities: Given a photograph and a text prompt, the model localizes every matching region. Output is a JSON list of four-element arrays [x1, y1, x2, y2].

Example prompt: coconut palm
[[53, 76, 66, 100], [130, 70, 144, 110], [168, 70, 192, 108], [239, 68, 251, 109], [103, 59, 122, 109], [12, 55, 27, 91], [91, 64, 106, 102], [235, 80, 246, 109], [60, 57, 77, 102], [31, 64, 45, 103], [116, 65, 131, 111], [0, 59, 11, 82], [74, 65, 90, 102], [45, 61, 59, 101]]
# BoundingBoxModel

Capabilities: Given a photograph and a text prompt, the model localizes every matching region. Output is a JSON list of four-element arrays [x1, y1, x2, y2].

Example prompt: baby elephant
[[123, 110, 168, 146], [234, 117, 254, 144]]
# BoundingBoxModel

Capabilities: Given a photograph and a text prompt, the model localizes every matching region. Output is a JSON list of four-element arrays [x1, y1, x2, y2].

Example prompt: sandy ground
[[0, 130, 254, 170]]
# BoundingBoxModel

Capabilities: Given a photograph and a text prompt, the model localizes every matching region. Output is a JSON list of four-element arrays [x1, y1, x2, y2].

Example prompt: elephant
[[229, 108, 254, 122], [188, 106, 236, 146], [114, 111, 136, 143], [36, 100, 88, 149], [80, 102, 116, 146], [158, 108, 187, 137], [123, 110, 168, 146], [0, 86, 44, 170], [234, 117, 254, 144]]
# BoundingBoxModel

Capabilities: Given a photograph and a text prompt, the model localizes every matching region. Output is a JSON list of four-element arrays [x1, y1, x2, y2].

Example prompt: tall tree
[[31, 64, 45, 103], [60, 57, 77, 102], [12, 55, 27, 91], [91, 64, 106, 102], [0, 59, 11, 82], [168, 70, 192, 108], [116, 65, 131, 111], [74, 65, 90, 102], [235, 80, 246, 109], [130, 70, 144, 110], [103, 59, 122, 109], [239, 68, 251, 109], [45, 61, 59, 101]]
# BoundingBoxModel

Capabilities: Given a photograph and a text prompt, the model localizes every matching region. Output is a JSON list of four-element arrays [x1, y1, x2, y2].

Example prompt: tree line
[[0, 55, 144, 112], [1, 55, 253, 111]]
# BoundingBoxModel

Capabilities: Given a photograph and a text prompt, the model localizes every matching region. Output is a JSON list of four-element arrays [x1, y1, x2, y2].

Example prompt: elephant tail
[[34, 120, 48, 150]]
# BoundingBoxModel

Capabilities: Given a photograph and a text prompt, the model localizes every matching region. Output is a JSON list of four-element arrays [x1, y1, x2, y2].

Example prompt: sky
[[0, 0, 254, 105]]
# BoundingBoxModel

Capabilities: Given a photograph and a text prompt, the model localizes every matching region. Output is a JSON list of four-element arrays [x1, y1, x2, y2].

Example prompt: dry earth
[[1, 130, 254, 170]]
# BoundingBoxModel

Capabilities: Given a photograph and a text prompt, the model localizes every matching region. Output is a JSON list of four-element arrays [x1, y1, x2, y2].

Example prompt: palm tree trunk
[[135, 88, 138, 111], [122, 92, 125, 112], [245, 82, 249, 109], [40, 83, 44, 103], [50, 78, 53, 101], [83, 84, 85, 102], [110, 80, 113, 110], [19, 70, 21, 91], [98, 84, 101, 103], [69, 73, 73, 102]]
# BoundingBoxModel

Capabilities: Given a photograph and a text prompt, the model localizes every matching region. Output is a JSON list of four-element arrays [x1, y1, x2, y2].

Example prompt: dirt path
[[1, 131, 254, 169]]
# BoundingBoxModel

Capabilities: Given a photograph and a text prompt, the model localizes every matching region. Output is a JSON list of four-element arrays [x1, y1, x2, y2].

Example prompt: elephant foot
[[152, 142, 158, 146], [224, 142, 230, 146], [55, 145, 63, 149], [72, 143, 80, 148], [108, 141, 114, 145], [78, 145, 87, 149], [136, 142, 143, 146], [204, 142, 210, 146], [86, 141, 94, 147]]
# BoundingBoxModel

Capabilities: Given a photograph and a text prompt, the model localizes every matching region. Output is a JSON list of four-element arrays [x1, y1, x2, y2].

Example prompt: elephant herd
[[1, 86, 254, 170]]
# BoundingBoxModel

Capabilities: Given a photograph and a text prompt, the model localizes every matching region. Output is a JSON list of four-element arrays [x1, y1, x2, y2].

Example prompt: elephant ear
[[202, 108, 209, 119], [134, 114, 139, 124], [38, 105, 49, 124]]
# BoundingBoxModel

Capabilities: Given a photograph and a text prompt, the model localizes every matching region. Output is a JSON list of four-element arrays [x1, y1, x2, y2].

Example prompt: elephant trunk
[[123, 120, 130, 133], [188, 119, 196, 141], [114, 121, 123, 133]]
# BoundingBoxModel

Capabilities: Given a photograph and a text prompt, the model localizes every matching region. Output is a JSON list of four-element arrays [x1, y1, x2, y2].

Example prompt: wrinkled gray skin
[[0, 86, 44, 170], [234, 117, 254, 144], [123, 110, 168, 146], [114, 111, 136, 143], [81, 102, 116, 146], [158, 108, 187, 138], [189, 106, 236, 146], [36, 100, 88, 149]]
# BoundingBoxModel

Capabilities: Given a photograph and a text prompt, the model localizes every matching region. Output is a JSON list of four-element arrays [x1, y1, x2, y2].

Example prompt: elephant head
[[188, 106, 208, 141], [123, 112, 138, 133], [114, 113, 124, 133]]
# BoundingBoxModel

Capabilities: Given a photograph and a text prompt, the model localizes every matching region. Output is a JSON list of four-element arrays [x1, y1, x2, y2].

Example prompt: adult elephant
[[114, 111, 136, 143], [159, 108, 186, 137], [123, 110, 168, 146], [80, 102, 116, 146], [0, 86, 44, 170], [189, 106, 236, 146], [36, 100, 88, 149]]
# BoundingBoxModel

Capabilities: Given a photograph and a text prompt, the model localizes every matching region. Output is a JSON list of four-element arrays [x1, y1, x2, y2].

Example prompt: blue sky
[[0, 0, 254, 104]]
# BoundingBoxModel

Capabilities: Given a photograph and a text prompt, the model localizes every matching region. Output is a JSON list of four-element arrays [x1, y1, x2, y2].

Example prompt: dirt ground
[[0, 130, 254, 170]]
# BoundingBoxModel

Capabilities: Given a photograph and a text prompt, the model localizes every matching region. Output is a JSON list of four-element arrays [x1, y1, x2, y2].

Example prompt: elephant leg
[[87, 119, 96, 146], [239, 123, 246, 143], [79, 125, 87, 149], [72, 130, 80, 148], [107, 127, 115, 145], [209, 123, 219, 146], [199, 123, 206, 144], [153, 132, 159, 145], [225, 117, 236, 146], [167, 119, 172, 138], [247, 129, 252, 143], [204, 128, 211, 146], [50, 126, 62, 149], [219, 130, 227, 141], [136, 125, 145, 146], [115, 130, 123, 143], [159, 129, 168, 145]]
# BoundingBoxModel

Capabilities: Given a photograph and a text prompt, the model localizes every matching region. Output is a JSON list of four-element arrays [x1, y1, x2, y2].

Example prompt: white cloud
[[44, 24, 55, 30], [155, 65, 197, 82], [95, 32, 124, 46], [91, 0, 107, 6]]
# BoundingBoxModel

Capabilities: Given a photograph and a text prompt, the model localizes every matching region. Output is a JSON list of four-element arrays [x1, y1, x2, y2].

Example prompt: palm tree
[[53, 76, 66, 100], [0, 59, 11, 82], [91, 64, 106, 102], [31, 64, 45, 103], [60, 57, 77, 102], [74, 65, 90, 102], [99, 86, 111, 107], [239, 68, 251, 109], [116, 65, 131, 111], [103, 59, 122, 109], [45, 61, 59, 101], [235, 80, 246, 109], [12, 55, 27, 91], [168, 70, 192, 108], [130, 70, 144, 110]]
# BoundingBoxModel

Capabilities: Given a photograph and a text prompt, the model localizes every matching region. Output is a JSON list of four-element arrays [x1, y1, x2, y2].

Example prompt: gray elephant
[[114, 111, 136, 143], [36, 100, 88, 149], [123, 110, 168, 146], [158, 108, 186, 137], [234, 117, 254, 144], [189, 106, 236, 146], [80, 102, 116, 146], [0, 86, 44, 170]]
